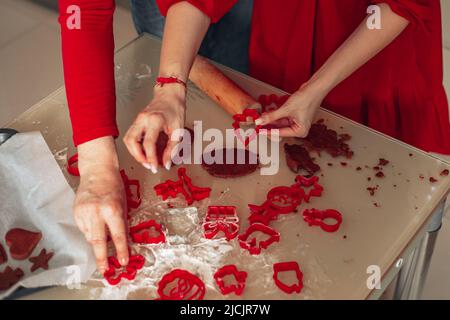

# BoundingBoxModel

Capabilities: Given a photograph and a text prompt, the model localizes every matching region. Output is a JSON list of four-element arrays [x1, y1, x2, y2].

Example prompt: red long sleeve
[[372, 0, 433, 28], [156, 0, 237, 23], [59, 0, 118, 146]]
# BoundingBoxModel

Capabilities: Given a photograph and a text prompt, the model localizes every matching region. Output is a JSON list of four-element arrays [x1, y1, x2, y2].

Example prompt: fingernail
[[99, 266, 106, 274], [255, 119, 263, 126], [165, 162, 171, 171], [142, 163, 152, 170], [143, 163, 158, 174], [120, 257, 128, 266]]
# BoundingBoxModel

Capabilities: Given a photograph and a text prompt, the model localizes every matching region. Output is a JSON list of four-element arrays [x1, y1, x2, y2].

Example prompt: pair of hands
[[75, 82, 326, 273]]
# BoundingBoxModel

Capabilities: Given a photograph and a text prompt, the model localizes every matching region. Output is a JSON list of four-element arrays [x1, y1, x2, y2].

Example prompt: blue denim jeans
[[130, 0, 253, 73]]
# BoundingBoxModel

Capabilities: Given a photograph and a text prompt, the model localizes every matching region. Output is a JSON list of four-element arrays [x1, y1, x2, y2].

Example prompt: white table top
[[8, 34, 450, 300]]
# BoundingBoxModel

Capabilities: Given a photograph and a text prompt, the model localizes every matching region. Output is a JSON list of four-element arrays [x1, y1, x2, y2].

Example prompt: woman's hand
[[123, 84, 186, 173], [255, 82, 327, 138], [74, 137, 129, 274]]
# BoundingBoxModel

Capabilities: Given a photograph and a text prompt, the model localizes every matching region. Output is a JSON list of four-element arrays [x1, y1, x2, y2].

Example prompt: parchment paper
[[0, 132, 96, 299]]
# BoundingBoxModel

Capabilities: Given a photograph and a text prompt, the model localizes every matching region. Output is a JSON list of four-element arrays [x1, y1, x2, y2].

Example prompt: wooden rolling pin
[[189, 56, 260, 115]]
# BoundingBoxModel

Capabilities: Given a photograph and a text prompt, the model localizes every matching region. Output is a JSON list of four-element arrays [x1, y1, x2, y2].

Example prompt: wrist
[[153, 81, 186, 103], [302, 71, 337, 98], [77, 136, 120, 175]]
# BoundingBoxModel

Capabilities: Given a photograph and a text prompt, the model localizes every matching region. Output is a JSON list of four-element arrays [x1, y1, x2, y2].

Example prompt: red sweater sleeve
[[58, 0, 118, 146], [156, 0, 237, 23], [372, 0, 434, 28]]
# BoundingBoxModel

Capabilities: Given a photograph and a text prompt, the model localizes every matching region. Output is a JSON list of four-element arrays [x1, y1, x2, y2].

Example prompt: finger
[[142, 115, 164, 172], [255, 107, 289, 126], [106, 215, 129, 267], [123, 123, 147, 165], [86, 216, 108, 273], [277, 122, 309, 138], [162, 126, 184, 170], [74, 214, 88, 235]]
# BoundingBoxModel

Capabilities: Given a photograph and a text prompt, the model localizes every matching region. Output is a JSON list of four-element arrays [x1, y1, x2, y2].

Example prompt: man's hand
[[123, 84, 186, 173], [75, 137, 129, 273]]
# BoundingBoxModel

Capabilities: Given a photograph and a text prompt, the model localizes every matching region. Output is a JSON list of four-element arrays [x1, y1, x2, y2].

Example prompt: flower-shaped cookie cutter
[[67, 153, 80, 176], [238, 223, 280, 255], [273, 261, 303, 294], [103, 254, 145, 286], [302, 208, 343, 233], [214, 265, 247, 296], [129, 219, 166, 244], [157, 269, 206, 300]]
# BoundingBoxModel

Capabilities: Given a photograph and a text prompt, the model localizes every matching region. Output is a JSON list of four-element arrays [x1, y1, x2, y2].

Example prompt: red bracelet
[[156, 76, 187, 88]]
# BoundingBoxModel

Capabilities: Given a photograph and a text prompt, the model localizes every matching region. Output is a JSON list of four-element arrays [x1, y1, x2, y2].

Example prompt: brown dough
[[201, 148, 259, 178], [284, 144, 320, 175]]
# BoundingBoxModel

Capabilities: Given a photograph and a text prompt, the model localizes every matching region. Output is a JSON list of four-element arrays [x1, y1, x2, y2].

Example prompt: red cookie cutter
[[258, 94, 290, 113], [273, 261, 303, 294], [120, 170, 142, 209], [266, 186, 304, 214], [238, 223, 280, 255], [103, 254, 145, 286], [205, 206, 239, 223], [157, 269, 206, 300], [67, 153, 80, 176], [232, 109, 261, 146], [154, 167, 211, 205], [203, 221, 240, 241], [247, 202, 279, 226], [129, 220, 166, 244], [203, 206, 240, 241], [214, 265, 247, 296], [232, 108, 260, 131], [302, 208, 343, 233], [248, 184, 304, 226], [293, 175, 323, 202]]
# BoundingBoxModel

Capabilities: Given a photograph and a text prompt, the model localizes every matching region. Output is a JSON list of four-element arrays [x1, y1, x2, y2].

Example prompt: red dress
[[59, 0, 450, 154]]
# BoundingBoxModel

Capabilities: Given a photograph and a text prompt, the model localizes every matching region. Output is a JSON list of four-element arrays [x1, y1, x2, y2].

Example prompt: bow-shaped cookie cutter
[[203, 206, 240, 241]]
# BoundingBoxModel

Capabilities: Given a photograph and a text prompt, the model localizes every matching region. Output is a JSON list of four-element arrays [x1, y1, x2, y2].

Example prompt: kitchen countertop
[[8, 34, 450, 300]]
